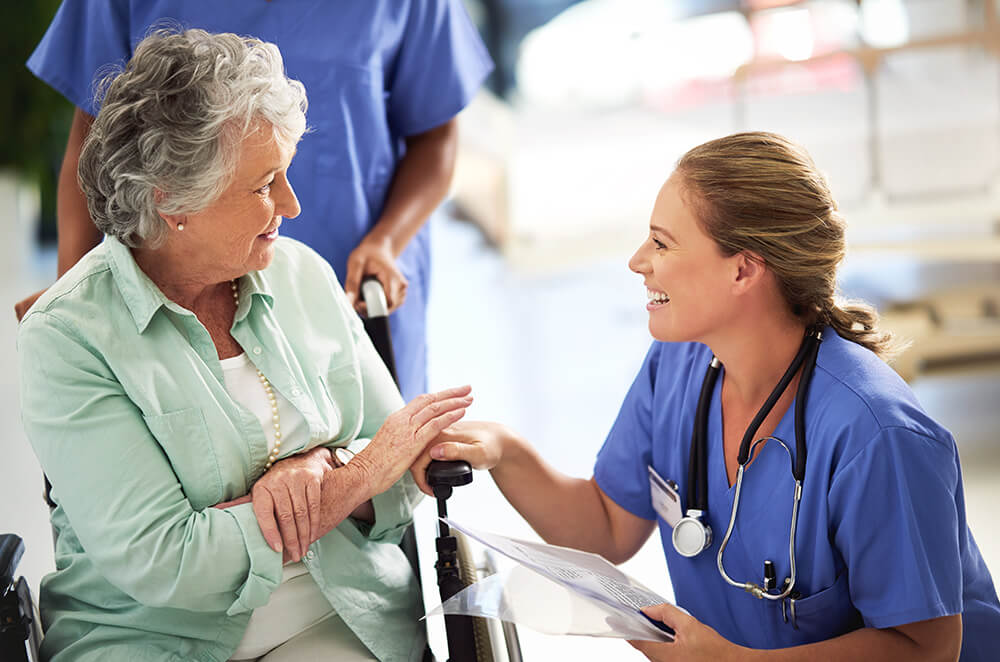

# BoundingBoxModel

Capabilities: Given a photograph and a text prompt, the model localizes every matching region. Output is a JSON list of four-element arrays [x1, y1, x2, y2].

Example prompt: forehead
[[232, 127, 294, 177], [652, 175, 702, 236]]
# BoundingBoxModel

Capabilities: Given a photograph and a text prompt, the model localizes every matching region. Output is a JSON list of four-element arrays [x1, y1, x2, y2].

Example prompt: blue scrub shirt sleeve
[[386, 0, 494, 137], [828, 427, 965, 629], [593, 343, 660, 521], [27, 0, 133, 115]]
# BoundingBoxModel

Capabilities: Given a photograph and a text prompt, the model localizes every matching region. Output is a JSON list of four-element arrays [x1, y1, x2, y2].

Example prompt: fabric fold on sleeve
[[224, 503, 284, 616]]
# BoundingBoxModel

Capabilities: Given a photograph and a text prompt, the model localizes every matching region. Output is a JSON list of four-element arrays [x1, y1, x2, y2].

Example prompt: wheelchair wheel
[[454, 529, 495, 662]]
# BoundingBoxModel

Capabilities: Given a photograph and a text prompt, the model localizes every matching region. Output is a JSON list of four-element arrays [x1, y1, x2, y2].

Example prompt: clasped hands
[[215, 385, 472, 563]]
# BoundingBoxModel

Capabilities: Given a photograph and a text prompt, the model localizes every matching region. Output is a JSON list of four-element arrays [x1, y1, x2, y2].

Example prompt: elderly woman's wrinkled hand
[[352, 385, 473, 496], [249, 446, 338, 563]]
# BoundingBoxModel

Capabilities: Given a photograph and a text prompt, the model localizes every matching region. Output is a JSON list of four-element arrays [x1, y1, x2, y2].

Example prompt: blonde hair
[[675, 131, 900, 360]]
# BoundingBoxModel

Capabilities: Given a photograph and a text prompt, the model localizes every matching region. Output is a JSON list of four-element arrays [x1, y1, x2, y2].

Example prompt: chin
[[648, 320, 697, 344], [247, 249, 276, 273]]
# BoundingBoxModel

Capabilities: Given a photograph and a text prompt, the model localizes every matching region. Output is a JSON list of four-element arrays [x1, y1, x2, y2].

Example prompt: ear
[[153, 189, 186, 232], [731, 251, 767, 294]]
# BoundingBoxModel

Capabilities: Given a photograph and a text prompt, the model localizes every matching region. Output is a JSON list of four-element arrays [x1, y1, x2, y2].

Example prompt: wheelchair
[[2, 278, 520, 662]]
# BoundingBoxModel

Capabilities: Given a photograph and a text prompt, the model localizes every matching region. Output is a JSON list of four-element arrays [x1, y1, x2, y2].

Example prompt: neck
[[132, 243, 229, 312], [707, 313, 808, 408]]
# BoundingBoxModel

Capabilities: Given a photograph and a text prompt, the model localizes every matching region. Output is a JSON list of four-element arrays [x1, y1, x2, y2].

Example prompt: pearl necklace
[[231, 280, 282, 469]]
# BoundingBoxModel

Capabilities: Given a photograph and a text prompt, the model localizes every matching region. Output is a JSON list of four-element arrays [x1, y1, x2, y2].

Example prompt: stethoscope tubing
[[716, 437, 804, 600], [682, 329, 822, 601], [717, 331, 821, 600]]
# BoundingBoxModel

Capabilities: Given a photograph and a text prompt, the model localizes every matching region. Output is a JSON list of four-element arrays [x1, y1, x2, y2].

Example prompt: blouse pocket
[[786, 571, 864, 643], [142, 407, 223, 511], [318, 362, 362, 443]]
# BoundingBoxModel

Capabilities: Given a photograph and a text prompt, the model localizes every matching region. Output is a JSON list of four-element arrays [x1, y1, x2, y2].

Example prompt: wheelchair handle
[[361, 276, 389, 318], [426, 460, 472, 501], [0, 534, 25, 591]]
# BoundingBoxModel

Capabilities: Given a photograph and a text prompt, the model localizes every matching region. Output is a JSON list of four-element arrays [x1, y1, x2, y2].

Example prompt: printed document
[[433, 518, 675, 641]]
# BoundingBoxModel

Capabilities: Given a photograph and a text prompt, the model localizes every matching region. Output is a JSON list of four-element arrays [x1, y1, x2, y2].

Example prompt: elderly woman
[[18, 29, 470, 662]]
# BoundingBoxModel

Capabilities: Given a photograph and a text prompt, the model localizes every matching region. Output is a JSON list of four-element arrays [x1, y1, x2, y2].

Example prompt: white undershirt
[[220, 353, 334, 659], [219, 352, 311, 455]]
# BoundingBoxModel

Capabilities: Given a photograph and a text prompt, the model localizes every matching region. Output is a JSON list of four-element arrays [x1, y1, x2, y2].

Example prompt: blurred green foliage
[[1, 2, 71, 241]]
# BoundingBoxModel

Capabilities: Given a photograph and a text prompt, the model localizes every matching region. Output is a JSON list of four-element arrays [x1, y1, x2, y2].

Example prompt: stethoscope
[[671, 329, 823, 611]]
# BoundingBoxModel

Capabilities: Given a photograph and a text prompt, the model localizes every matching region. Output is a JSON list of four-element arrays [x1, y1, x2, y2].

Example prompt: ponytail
[[819, 297, 906, 361]]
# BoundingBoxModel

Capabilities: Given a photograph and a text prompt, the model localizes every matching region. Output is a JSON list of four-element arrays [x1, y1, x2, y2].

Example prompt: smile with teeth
[[647, 288, 670, 305]]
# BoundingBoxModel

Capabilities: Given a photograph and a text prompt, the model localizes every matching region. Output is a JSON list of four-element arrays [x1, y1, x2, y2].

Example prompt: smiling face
[[628, 174, 741, 344], [174, 123, 300, 280]]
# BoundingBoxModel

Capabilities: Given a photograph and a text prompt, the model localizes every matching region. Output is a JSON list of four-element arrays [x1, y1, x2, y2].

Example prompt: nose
[[628, 240, 649, 275], [275, 174, 301, 220]]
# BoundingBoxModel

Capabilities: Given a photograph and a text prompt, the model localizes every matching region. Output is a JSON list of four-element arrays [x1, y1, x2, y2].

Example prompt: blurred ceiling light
[[859, 0, 909, 48], [516, 0, 752, 110], [764, 7, 815, 61]]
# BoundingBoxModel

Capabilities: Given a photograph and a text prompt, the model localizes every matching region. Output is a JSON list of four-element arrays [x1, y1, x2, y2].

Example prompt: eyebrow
[[650, 224, 678, 243]]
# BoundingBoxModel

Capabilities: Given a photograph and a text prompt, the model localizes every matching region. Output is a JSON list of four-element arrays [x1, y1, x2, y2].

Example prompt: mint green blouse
[[18, 237, 425, 662]]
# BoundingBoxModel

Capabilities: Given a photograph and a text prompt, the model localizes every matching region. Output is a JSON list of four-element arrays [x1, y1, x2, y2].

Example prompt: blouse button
[[252, 346, 262, 355]]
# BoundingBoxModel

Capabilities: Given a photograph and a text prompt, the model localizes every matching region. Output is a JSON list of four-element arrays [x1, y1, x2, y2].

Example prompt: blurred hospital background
[[3, 1, 999, 659]]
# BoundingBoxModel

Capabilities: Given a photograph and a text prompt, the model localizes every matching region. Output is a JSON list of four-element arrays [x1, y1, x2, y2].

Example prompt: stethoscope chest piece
[[672, 512, 712, 557]]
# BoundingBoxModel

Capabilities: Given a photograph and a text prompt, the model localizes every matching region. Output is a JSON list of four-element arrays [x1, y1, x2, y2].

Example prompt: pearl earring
[[177, 223, 185, 231]]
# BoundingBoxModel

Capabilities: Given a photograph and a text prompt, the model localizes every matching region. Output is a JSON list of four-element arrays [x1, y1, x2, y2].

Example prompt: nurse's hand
[[628, 604, 742, 662], [14, 287, 48, 322], [343, 236, 408, 314], [410, 420, 516, 496]]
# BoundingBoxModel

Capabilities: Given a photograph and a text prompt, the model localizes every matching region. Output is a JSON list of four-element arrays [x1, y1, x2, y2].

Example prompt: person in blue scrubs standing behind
[[413, 133, 1000, 660], [18, 0, 493, 401]]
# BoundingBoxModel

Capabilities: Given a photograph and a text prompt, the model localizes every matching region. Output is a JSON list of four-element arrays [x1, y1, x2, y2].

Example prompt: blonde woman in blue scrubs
[[20, 30, 472, 662], [416, 133, 1000, 660]]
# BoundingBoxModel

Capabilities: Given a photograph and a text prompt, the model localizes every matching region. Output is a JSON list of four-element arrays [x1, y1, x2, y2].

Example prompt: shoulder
[[810, 329, 953, 458], [17, 245, 124, 367], [21, 245, 115, 332], [646, 341, 714, 393], [613, 341, 713, 417], [268, 237, 340, 286], [262, 237, 357, 330]]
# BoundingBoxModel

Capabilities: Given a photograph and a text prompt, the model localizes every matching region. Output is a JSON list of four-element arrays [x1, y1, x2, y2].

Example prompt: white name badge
[[648, 466, 683, 528]]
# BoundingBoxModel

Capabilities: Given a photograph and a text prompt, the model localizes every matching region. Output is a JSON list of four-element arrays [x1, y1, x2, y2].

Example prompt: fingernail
[[430, 447, 444, 459]]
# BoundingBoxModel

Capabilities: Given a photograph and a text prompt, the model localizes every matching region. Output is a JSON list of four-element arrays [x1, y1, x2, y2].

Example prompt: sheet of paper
[[442, 518, 674, 641]]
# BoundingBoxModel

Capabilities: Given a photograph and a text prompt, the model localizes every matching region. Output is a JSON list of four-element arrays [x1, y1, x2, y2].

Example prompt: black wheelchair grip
[[0, 535, 25, 590], [426, 460, 473, 489]]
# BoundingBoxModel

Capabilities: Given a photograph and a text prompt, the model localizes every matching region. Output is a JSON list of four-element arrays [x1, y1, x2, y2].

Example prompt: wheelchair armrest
[[0, 534, 25, 590]]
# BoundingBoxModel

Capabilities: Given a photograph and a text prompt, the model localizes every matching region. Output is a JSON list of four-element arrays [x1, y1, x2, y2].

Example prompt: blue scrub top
[[594, 329, 1000, 659], [27, 0, 494, 401]]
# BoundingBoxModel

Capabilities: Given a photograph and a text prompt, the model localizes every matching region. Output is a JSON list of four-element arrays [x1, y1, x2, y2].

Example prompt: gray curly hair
[[78, 28, 308, 248]]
